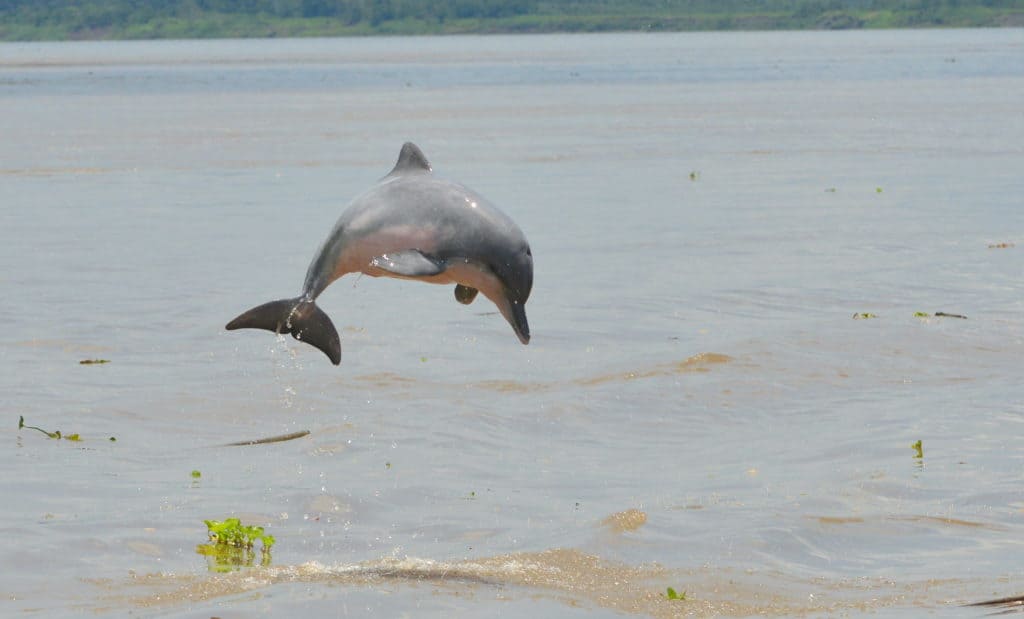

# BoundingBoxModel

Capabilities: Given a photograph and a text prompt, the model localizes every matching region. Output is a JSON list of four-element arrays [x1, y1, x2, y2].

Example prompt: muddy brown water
[[2, 29, 1023, 617]]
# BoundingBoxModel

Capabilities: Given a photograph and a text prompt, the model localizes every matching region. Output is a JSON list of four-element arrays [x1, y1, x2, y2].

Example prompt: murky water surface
[[2, 30, 1023, 617]]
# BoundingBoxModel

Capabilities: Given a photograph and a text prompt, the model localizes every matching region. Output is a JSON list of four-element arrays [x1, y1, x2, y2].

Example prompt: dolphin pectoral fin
[[370, 250, 445, 278], [226, 297, 342, 365], [454, 284, 478, 305]]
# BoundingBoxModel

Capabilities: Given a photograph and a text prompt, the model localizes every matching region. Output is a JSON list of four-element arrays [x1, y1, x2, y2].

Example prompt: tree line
[[1, 0, 1020, 39], [0, 0, 537, 28]]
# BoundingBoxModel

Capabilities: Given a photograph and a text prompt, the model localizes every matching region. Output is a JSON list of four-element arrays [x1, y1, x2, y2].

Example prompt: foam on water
[[109, 538, 984, 617]]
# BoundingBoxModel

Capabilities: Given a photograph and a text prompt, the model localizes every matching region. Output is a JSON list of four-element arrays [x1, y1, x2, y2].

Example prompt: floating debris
[[968, 594, 1024, 609], [222, 430, 310, 447], [18, 415, 81, 441], [79, 358, 110, 365]]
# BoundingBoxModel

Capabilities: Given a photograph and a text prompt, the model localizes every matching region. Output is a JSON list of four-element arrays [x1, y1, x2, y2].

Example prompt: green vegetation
[[18, 415, 116, 442], [197, 517, 275, 571], [203, 517, 275, 550], [852, 312, 877, 319], [1, 0, 1021, 40], [664, 586, 687, 600], [911, 439, 923, 459], [191, 469, 202, 478], [19, 415, 81, 441]]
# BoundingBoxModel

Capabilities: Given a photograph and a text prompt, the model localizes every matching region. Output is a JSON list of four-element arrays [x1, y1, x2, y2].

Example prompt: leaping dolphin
[[226, 142, 533, 365]]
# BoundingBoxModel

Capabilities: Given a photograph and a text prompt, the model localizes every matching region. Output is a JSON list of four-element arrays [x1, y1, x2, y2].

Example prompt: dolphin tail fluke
[[226, 297, 341, 365]]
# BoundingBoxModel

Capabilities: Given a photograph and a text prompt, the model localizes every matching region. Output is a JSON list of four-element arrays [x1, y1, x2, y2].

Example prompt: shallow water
[[2, 29, 1023, 617]]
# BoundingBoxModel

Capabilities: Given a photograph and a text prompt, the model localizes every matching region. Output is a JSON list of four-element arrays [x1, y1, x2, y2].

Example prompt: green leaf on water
[[191, 470, 202, 479], [852, 312, 877, 319], [203, 517, 275, 550], [665, 587, 686, 600], [19, 415, 115, 443], [18, 416, 62, 439], [914, 311, 931, 317], [198, 517, 274, 572], [911, 440, 923, 459]]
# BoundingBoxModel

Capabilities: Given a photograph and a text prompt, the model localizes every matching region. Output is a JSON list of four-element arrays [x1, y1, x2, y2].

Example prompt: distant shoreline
[[2, 6, 1022, 42]]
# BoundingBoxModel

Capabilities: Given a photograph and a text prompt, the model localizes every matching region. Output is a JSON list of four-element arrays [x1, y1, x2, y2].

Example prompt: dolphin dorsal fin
[[388, 142, 432, 176]]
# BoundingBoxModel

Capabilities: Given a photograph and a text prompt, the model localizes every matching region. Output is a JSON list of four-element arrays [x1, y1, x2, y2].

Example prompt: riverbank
[[2, 5, 1022, 41]]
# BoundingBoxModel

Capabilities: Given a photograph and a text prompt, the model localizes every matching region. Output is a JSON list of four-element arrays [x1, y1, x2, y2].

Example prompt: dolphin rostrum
[[226, 142, 533, 365]]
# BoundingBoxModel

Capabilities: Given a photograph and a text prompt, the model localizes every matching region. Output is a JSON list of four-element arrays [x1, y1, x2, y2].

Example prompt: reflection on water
[[811, 514, 1008, 532], [574, 352, 734, 386], [349, 352, 732, 392]]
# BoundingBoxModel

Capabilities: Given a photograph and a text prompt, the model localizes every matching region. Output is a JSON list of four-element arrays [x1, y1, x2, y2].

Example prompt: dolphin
[[226, 142, 533, 365]]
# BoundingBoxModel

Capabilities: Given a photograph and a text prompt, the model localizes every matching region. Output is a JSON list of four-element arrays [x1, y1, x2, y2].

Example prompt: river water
[[2, 29, 1023, 618]]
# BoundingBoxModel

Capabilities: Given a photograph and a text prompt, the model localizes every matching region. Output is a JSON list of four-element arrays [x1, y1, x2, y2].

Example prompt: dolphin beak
[[480, 287, 530, 345], [506, 300, 530, 345]]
